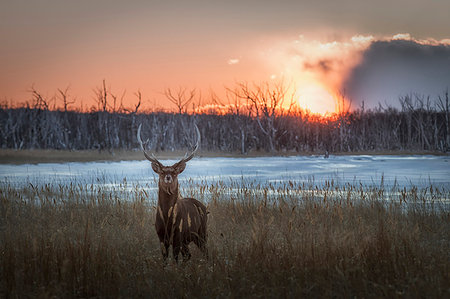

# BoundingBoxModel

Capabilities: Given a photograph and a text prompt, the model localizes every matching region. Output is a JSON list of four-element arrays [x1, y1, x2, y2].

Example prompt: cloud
[[259, 33, 450, 111], [227, 58, 240, 65], [342, 37, 450, 108], [351, 35, 374, 44], [392, 33, 412, 40], [261, 34, 373, 91], [304, 59, 335, 74]]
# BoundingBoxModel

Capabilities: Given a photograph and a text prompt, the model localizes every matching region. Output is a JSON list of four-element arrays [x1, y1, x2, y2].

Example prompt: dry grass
[[1, 179, 449, 298]]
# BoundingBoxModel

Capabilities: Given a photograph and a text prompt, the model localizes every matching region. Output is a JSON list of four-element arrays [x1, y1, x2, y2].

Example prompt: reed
[[1, 180, 449, 298]]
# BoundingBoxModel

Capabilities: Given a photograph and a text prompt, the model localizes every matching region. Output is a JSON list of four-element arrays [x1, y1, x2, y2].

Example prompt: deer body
[[156, 193, 207, 261], [138, 124, 207, 262]]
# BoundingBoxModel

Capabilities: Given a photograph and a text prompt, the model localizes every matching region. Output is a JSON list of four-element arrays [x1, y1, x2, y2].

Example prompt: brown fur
[[153, 163, 207, 262]]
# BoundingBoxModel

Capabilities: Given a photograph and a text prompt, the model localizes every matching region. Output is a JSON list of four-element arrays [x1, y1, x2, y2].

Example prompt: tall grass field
[[1, 179, 449, 297]]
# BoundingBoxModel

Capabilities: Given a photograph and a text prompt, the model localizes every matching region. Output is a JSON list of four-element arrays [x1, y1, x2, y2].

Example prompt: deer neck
[[157, 183, 181, 222]]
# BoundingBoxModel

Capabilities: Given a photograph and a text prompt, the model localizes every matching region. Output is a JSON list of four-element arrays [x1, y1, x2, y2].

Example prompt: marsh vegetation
[[1, 179, 449, 297]]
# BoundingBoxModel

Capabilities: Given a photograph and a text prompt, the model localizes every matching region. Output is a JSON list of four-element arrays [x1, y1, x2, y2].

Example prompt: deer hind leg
[[173, 236, 191, 262], [194, 233, 208, 258], [181, 243, 191, 261]]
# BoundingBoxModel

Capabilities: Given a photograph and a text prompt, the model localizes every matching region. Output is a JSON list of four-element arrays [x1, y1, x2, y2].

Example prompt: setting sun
[[296, 82, 335, 115]]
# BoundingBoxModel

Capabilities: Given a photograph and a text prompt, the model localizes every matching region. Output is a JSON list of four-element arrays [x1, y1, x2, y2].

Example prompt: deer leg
[[172, 232, 181, 262], [194, 227, 208, 257], [194, 236, 208, 258], [160, 240, 169, 262], [157, 226, 170, 262], [181, 243, 191, 261], [173, 245, 181, 262]]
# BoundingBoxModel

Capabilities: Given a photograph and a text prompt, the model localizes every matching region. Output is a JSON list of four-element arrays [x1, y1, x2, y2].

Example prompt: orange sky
[[2, 1, 450, 114]]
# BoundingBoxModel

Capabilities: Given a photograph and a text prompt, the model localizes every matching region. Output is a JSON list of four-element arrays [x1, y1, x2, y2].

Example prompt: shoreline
[[0, 149, 447, 164]]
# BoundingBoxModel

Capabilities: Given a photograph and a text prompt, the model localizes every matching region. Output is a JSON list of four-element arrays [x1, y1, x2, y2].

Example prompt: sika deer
[[137, 124, 207, 262]]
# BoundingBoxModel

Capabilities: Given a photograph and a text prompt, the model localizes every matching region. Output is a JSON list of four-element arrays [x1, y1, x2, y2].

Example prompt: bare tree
[[232, 81, 293, 152], [164, 87, 196, 114], [437, 89, 450, 151], [132, 90, 142, 114], [400, 93, 435, 150], [94, 79, 109, 112], [57, 87, 76, 112], [334, 90, 352, 152], [29, 86, 49, 110], [56, 87, 76, 149], [2, 84, 448, 153]]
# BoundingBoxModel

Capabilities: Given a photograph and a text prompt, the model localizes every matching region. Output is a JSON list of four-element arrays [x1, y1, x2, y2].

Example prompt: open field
[[1, 179, 449, 298], [0, 149, 447, 164]]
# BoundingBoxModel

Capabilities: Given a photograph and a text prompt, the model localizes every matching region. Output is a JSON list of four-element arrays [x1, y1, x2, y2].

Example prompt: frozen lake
[[0, 155, 449, 189]]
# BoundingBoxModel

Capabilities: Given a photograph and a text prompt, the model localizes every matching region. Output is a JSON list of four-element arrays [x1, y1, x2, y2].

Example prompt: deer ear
[[173, 161, 186, 174], [151, 162, 162, 174]]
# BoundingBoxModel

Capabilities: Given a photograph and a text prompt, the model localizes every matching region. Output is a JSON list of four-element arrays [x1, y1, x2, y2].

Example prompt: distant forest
[[1, 83, 449, 154]]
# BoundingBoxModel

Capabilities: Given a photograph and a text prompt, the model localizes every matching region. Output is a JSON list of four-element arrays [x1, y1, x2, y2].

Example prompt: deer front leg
[[160, 240, 169, 261], [157, 228, 170, 262], [173, 243, 181, 263]]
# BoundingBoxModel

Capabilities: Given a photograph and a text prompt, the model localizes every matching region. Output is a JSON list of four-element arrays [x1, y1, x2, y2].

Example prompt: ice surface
[[0, 155, 449, 189]]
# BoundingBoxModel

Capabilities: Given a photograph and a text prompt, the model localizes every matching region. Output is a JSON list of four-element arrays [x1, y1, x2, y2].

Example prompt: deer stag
[[137, 123, 207, 262]]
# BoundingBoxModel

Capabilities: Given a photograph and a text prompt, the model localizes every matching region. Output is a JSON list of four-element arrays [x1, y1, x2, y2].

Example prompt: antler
[[178, 123, 201, 164], [137, 124, 163, 167], [137, 123, 200, 166]]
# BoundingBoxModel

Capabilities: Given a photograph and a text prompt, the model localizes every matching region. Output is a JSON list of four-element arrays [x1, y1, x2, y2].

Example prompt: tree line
[[0, 82, 449, 154]]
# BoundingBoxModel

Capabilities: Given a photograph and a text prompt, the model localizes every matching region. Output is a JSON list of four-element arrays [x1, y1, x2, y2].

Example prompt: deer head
[[137, 123, 200, 195]]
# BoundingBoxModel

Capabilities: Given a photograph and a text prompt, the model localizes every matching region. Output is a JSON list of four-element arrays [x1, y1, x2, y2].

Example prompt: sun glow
[[260, 34, 374, 115], [295, 81, 336, 115]]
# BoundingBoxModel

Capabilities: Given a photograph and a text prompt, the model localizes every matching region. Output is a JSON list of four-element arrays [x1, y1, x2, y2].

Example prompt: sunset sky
[[1, 0, 450, 114]]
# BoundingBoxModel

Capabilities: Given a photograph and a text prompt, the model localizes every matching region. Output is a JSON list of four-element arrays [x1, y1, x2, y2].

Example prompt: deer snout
[[164, 174, 173, 184]]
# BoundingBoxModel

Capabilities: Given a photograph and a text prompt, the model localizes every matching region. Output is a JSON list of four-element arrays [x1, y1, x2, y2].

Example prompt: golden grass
[[1, 180, 449, 298]]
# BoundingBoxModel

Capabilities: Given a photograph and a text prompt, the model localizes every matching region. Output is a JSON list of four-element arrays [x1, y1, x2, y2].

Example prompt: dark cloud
[[343, 39, 450, 108], [304, 59, 334, 74]]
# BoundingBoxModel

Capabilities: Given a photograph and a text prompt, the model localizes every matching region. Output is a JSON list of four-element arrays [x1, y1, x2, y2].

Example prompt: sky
[[1, 0, 450, 114]]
